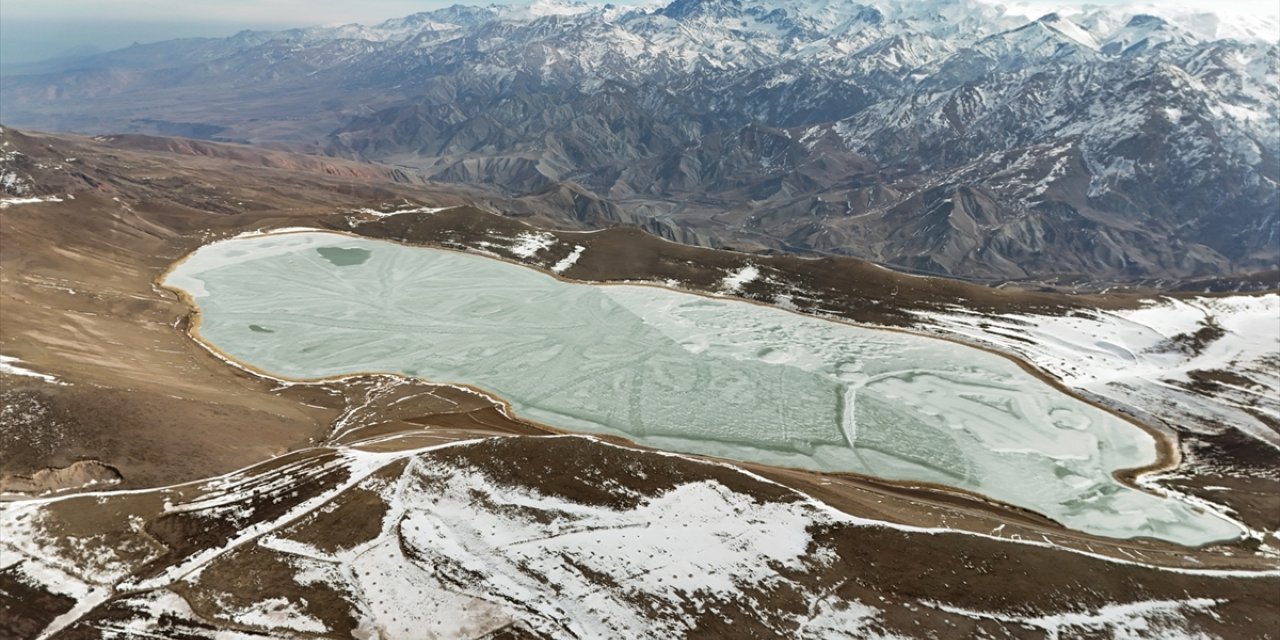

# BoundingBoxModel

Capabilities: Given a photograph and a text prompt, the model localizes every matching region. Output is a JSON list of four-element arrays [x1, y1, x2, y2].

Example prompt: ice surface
[[163, 232, 1242, 545]]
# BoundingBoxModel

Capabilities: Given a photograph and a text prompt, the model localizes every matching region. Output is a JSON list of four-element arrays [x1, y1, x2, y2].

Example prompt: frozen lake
[[165, 231, 1241, 545]]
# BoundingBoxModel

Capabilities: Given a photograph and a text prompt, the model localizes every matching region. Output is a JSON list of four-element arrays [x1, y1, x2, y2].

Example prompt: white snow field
[[914, 295, 1280, 450], [7, 436, 1259, 640], [163, 231, 1242, 545]]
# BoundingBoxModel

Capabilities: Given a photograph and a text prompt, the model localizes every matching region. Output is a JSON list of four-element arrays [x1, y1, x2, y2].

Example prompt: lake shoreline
[[157, 227, 1234, 546]]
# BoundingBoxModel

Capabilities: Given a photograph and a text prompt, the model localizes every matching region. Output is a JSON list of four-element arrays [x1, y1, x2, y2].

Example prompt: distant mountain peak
[[1035, 12, 1101, 50], [1127, 13, 1168, 28], [1, 0, 1275, 281], [659, 0, 745, 20]]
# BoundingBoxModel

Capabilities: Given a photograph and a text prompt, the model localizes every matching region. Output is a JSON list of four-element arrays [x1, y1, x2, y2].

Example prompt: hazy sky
[[6, 0, 1277, 23], [1, 0, 1276, 66], [0, 1, 519, 65], [0, 1, 490, 26]]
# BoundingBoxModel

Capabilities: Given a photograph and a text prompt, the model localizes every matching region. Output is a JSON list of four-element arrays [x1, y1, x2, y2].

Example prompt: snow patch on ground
[[93, 591, 205, 639], [350, 204, 454, 224], [509, 231, 556, 258], [551, 245, 586, 273], [320, 457, 821, 638], [3, 434, 1275, 639], [0, 195, 64, 209], [721, 264, 761, 292], [1, 169, 33, 195], [797, 596, 896, 638], [0, 355, 66, 385], [929, 597, 1222, 639], [230, 597, 326, 633], [355, 205, 452, 218]]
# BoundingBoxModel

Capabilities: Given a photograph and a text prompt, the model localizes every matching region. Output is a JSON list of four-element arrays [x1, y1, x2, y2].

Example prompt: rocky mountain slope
[[2, 0, 1277, 281], [3, 0, 1278, 282]]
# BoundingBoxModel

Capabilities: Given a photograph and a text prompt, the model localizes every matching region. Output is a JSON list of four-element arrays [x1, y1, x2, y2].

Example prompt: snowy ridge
[[988, 0, 1280, 43], [3, 434, 1275, 639], [317, 459, 821, 637]]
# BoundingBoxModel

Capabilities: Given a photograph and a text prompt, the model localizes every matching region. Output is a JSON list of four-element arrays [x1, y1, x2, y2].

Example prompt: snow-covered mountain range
[[1, 0, 1277, 280]]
